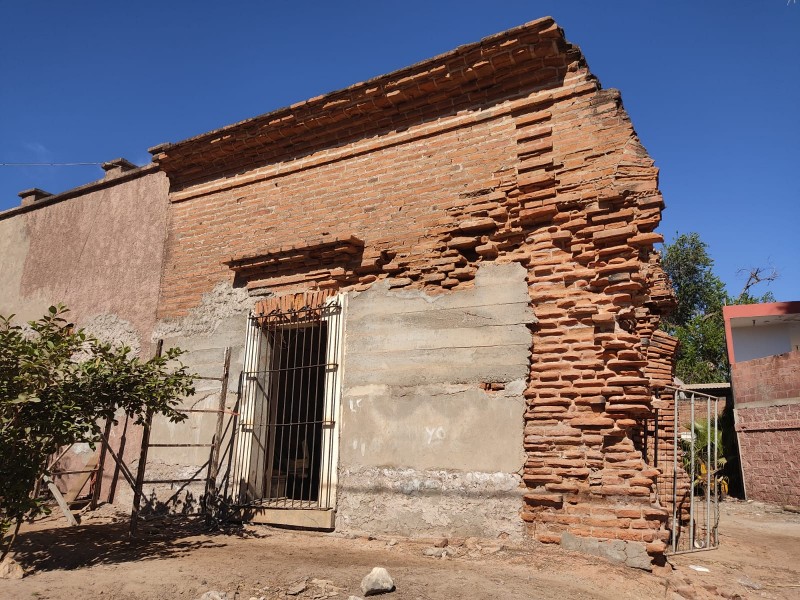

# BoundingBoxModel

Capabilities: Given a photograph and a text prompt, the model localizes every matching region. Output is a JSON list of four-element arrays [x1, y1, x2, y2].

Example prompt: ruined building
[[0, 18, 677, 566]]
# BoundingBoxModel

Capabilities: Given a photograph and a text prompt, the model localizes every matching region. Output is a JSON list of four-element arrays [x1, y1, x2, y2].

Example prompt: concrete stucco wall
[[0, 171, 169, 350], [138, 283, 253, 512], [0, 170, 170, 503], [336, 263, 535, 539], [142, 264, 534, 536]]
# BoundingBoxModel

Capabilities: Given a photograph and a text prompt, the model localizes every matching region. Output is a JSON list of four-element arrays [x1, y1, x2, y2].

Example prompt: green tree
[[661, 233, 775, 383], [0, 306, 194, 558]]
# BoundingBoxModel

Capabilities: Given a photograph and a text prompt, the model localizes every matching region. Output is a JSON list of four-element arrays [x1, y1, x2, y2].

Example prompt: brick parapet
[[155, 19, 674, 556], [152, 17, 588, 191]]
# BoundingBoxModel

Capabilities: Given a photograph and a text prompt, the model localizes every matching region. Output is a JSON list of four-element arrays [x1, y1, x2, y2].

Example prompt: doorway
[[233, 296, 343, 520]]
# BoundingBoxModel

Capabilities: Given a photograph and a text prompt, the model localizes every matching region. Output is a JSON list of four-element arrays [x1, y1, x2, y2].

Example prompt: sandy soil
[[1, 499, 797, 600]]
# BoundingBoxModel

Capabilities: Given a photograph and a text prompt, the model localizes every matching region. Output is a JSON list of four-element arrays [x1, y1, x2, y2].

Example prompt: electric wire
[[0, 162, 104, 167]]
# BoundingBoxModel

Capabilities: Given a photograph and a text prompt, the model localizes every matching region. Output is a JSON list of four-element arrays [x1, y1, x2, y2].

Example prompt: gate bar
[[706, 391, 711, 548], [662, 385, 722, 555], [672, 388, 678, 554], [690, 391, 695, 549]]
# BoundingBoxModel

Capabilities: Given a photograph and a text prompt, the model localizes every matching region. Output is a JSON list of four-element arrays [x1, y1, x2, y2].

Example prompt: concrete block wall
[[732, 350, 800, 505]]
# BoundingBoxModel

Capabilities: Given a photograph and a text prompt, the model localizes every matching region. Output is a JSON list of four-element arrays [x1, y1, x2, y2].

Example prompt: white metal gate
[[661, 385, 722, 554]]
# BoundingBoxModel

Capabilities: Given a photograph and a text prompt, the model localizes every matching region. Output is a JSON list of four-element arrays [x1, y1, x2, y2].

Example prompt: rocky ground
[[0, 499, 798, 600]]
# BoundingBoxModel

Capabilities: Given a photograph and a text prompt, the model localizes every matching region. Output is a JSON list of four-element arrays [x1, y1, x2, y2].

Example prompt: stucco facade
[[0, 161, 170, 505]]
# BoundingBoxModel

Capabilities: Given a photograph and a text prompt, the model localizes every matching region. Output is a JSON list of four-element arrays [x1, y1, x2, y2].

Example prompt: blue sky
[[1, 1, 798, 300]]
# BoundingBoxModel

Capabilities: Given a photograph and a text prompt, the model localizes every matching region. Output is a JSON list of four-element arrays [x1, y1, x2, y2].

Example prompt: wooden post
[[99, 433, 137, 490], [208, 347, 231, 492], [107, 415, 129, 503], [42, 475, 78, 526], [91, 419, 113, 509], [130, 339, 162, 537]]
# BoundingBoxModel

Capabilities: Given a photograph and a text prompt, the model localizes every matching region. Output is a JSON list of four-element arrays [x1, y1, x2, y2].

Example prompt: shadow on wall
[[140, 489, 202, 517]]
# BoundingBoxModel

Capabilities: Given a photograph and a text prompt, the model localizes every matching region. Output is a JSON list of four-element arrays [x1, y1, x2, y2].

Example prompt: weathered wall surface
[[337, 263, 532, 538], [135, 283, 252, 512], [0, 169, 169, 349], [731, 323, 800, 363], [150, 17, 674, 559], [732, 350, 800, 505], [0, 168, 170, 504]]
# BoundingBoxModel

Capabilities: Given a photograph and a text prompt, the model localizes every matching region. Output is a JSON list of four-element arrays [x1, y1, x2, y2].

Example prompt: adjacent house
[[0, 18, 679, 565], [723, 302, 800, 505]]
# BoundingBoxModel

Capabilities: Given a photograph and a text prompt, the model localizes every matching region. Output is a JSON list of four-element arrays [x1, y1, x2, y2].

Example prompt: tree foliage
[[661, 233, 775, 383], [0, 306, 194, 548]]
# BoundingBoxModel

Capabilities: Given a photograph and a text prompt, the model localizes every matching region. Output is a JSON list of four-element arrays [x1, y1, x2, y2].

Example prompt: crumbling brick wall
[[732, 350, 800, 505], [152, 17, 674, 556]]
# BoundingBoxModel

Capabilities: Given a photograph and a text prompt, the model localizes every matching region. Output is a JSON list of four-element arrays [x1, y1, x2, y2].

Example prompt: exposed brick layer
[[732, 350, 800, 505], [154, 19, 675, 552]]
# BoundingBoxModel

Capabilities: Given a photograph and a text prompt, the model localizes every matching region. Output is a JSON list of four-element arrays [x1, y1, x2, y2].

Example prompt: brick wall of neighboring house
[[732, 350, 800, 505], [151, 18, 675, 557]]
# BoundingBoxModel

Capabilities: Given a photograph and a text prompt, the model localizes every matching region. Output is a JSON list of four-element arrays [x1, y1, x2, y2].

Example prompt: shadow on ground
[[11, 516, 256, 572]]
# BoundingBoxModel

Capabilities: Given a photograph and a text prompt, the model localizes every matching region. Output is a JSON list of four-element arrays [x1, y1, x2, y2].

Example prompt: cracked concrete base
[[337, 467, 525, 539]]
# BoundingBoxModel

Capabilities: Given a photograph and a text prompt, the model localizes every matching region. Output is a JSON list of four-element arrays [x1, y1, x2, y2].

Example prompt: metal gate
[[660, 385, 722, 554], [230, 298, 342, 513]]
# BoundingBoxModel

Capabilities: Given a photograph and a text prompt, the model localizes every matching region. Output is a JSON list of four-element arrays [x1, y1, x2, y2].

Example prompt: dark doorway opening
[[261, 324, 328, 505]]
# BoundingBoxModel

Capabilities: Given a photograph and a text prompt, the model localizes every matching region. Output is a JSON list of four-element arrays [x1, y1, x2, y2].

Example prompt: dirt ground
[[1, 499, 798, 600]]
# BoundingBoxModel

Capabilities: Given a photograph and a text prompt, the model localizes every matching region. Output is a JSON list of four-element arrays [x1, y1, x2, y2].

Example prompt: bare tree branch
[[736, 266, 779, 299]]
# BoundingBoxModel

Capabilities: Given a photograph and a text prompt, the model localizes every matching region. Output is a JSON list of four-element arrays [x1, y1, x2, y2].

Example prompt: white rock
[[360, 567, 395, 596]]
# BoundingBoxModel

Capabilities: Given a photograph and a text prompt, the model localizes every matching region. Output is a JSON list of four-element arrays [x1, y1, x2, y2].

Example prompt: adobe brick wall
[[152, 18, 674, 556], [732, 350, 800, 505]]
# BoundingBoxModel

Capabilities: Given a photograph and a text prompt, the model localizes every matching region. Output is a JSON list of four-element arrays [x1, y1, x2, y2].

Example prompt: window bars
[[231, 300, 342, 511]]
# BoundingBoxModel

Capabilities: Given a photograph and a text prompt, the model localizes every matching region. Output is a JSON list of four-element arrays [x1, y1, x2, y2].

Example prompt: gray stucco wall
[[139, 284, 252, 512], [142, 264, 534, 538], [336, 262, 535, 539]]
